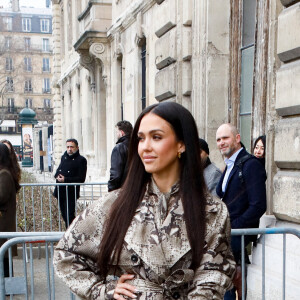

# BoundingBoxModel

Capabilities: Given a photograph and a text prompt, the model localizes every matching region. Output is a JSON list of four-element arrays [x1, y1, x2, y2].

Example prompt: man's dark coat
[[108, 135, 130, 192], [216, 148, 267, 229], [53, 150, 87, 225]]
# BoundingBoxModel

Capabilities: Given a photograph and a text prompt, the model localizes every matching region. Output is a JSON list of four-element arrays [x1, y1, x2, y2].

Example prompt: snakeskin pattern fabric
[[54, 179, 235, 299]]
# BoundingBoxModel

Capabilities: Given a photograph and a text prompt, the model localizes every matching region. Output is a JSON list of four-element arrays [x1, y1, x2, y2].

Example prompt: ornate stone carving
[[79, 51, 96, 93], [90, 43, 105, 56]]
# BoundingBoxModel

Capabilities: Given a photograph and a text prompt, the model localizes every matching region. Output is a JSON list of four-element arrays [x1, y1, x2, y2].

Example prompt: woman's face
[[138, 113, 185, 180], [254, 139, 264, 158]]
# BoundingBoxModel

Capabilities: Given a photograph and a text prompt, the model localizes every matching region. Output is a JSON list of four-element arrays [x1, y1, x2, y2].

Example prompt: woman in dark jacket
[[0, 143, 20, 277]]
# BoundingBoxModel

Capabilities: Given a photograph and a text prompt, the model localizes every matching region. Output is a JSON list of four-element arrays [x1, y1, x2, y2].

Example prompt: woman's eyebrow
[[138, 129, 165, 134]]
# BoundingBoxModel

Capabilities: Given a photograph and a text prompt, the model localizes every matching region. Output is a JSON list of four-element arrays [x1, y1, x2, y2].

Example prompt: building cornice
[[107, 0, 155, 38]]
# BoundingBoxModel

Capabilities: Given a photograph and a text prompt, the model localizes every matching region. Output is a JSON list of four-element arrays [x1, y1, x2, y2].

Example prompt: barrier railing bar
[[66, 186, 69, 227], [30, 243, 34, 300], [22, 244, 29, 300], [58, 187, 61, 232], [23, 187, 27, 232], [283, 234, 286, 300], [8, 247, 12, 300], [241, 234, 245, 300], [45, 241, 51, 300], [40, 186, 44, 232], [262, 234, 265, 300], [50, 243, 55, 300], [231, 228, 300, 238], [31, 187, 36, 232], [48, 187, 53, 232]]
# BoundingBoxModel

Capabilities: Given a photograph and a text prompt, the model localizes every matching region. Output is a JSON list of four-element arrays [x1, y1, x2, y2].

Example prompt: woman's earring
[[178, 152, 181, 159]]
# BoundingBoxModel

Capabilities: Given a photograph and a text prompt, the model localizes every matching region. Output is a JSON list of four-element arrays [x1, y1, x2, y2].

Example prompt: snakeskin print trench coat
[[54, 179, 235, 299]]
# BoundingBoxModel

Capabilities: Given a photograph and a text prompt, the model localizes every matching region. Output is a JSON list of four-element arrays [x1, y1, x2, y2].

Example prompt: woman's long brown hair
[[0, 143, 21, 192], [97, 102, 207, 277]]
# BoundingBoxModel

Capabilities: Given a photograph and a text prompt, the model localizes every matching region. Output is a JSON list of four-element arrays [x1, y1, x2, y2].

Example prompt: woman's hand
[[113, 274, 138, 299]]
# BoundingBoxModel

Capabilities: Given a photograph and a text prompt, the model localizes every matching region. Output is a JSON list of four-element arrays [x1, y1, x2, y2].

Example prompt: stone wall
[[273, 0, 300, 224]]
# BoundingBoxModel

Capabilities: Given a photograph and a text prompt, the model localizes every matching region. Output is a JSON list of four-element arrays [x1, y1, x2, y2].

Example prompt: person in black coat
[[53, 139, 87, 227], [108, 120, 133, 192], [216, 124, 266, 300]]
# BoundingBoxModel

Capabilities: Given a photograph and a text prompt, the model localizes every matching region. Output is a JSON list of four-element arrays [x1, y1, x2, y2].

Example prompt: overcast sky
[[0, 0, 50, 8]]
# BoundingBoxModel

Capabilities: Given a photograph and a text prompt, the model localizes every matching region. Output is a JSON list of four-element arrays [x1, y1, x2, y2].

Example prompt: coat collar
[[123, 179, 218, 275], [63, 150, 80, 159], [116, 135, 130, 145], [124, 179, 190, 275]]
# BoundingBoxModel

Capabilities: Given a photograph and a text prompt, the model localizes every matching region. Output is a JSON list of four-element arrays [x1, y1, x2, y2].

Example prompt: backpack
[[235, 154, 254, 185]]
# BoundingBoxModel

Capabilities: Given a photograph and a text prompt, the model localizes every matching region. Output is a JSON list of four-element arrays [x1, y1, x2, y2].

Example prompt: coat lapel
[[222, 165, 238, 198], [222, 148, 247, 198]]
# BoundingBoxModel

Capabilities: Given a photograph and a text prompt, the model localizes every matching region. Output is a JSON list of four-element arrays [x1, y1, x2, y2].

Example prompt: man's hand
[[57, 174, 65, 182]]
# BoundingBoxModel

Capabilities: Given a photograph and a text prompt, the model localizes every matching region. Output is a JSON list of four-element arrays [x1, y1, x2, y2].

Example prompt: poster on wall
[[22, 124, 33, 161]]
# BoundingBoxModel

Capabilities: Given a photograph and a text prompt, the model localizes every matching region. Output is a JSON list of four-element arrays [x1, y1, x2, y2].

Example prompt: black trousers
[[59, 196, 76, 228]]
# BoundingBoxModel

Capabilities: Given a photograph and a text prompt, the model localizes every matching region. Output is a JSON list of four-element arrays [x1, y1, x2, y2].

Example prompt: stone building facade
[[0, 0, 53, 153], [51, 0, 300, 298]]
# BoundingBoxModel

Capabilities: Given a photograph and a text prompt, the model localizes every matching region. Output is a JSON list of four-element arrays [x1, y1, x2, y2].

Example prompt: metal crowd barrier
[[17, 182, 108, 232], [231, 228, 300, 300], [0, 228, 299, 299], [0, 233, 65, 300]]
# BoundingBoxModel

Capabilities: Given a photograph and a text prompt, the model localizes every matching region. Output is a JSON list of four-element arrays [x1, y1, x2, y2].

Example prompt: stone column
[[273, 0, 300, 224], [192, 0, 231, 166], [51, 1, 63, 166], [81, 70, 93, 156], [73, 69, 82, 146], [89, 42, 111, 177], [78, 53, 95, 177], [64, 77, 72, 139]]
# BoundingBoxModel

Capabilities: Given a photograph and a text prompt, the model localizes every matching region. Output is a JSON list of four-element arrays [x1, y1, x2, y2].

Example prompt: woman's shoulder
[[62, 190, 121, 242], [76, 189, 120, 222]]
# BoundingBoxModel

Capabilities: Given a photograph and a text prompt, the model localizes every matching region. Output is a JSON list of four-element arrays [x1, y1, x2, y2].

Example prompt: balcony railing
[[42, 88, 51, 94]]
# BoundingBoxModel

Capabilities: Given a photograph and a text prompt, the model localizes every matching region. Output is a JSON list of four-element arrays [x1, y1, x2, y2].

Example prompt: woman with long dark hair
[[0, 139, 21, 191], [0, 143, 20, 277], [54, 102, 235, 299]]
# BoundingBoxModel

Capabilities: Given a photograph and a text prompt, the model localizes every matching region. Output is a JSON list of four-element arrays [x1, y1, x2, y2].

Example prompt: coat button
[[131, 254, 138, 263], [172, 292, 180, 299]]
